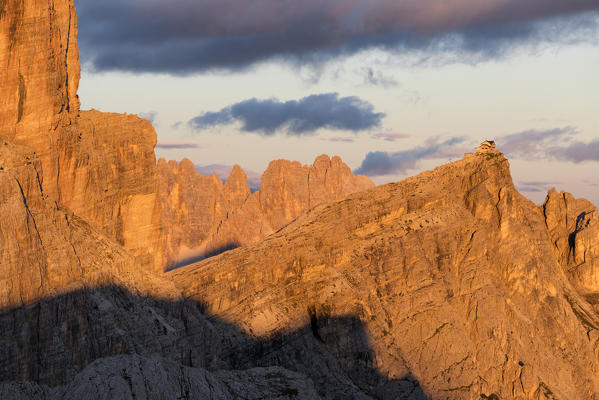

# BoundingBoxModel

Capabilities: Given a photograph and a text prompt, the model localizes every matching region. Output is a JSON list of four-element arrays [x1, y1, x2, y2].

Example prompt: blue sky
[[75, 1, 599, 204]]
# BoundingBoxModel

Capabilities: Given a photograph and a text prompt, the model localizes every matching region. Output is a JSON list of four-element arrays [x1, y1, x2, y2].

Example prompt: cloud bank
[[76, 0, 599, 74], [156, 142, 202, 149], [497, 127, 599, 163], [189, 93, 384, 135], [355, 137, 466, 176]]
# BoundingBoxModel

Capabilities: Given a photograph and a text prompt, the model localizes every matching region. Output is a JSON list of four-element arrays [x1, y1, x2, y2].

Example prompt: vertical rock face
[[52, 110, 164, 269], [0, 141, 169, 310], [0, 0, 80, 141], [0, 1, 163, 270], [259, 154, 375, 232], [158, 158, 233, 267], [543, 189, 599, 293], [158, 154, 374, 267]]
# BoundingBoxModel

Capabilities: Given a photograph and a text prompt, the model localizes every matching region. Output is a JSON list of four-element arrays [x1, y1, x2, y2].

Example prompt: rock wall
[[0, 0, 80, 141], [0, 355, 322, 400], [0, 0, 164, 270], [543, 188, 599, 293], [170, 151, 599, 399], [0, 141, 171, 310], [158, 154, 375, 267]]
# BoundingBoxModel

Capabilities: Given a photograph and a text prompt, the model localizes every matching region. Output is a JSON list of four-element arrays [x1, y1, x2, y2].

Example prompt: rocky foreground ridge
[[3, 1, 599, 400]]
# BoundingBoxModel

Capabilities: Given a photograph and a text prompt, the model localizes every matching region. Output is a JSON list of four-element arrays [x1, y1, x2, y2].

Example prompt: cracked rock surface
[[1, 355, 322, 400]]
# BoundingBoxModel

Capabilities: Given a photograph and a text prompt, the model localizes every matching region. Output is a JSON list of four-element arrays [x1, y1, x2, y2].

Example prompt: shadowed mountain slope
[[0, 285, 428, 400]]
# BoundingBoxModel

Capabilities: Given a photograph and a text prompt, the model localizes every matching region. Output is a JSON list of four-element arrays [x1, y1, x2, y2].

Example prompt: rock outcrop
[[0, 140, 172, 311], [0, 355, 321, 400], [52, 110, 164, 269], [543, 189, 599, 294], [0, 0, 164, 270], [170, 151, 599, 399], [158, 154, 375, 267], [0, 0, 80, 141]]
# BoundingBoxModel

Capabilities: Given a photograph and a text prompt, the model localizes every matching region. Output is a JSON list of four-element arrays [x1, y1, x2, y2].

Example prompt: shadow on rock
[[0, 285, 429, 399]]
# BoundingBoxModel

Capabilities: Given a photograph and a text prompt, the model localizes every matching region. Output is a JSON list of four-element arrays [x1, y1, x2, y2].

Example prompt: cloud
[[372, 133, 409, 141], [139, 111, 157, 124], [355, 137, 466, 176], [549, 139, 599, 163], [364, 68, 398, 88], [497, 127, 599, 163], [517, 180, 561, 194], [189, 93, 384, 135], [518, 187, 544, 193], [76, 1, 599, 74], [322, 137, 355, 143], [498, 127, 578, 157], [156, 142, 202, 149]]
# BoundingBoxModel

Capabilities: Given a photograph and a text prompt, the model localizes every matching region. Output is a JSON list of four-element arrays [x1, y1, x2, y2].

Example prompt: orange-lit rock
[[543, 188, 599, 293], [158, 155, 374, 267], [171, 151, 599, 399], [0, 0, 80, 142], [0, 0, 164, 270]]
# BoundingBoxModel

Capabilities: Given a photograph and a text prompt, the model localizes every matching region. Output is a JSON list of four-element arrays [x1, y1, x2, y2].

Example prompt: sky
[[75, 0, 599, 205]]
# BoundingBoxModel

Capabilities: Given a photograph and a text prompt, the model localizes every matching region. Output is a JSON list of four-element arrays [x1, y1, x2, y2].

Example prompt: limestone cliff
[[52, 110, 164, 269], [0, 0, 163, 270], [158, 154, 375, 267], [170, 151, 599, 399], [543, 189, 599, 294], [5, 0, 599, 399], [0, 141, 172, 310], [0, 0, 80, 141]]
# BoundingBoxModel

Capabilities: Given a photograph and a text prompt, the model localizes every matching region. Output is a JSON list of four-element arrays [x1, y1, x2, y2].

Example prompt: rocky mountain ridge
[[158, 155, 374, 267], [2, 1, 599, 400]]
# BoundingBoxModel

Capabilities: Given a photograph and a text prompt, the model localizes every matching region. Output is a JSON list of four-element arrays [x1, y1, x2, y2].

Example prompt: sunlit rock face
[[157, 154, 375, 268], [0, 0, 164, 270], [0, 140, 173, 311], [171, 151, 599, 399], [0, 0, 80, 142], [543, 189, 599, 294], [4, 1, 599, 400]]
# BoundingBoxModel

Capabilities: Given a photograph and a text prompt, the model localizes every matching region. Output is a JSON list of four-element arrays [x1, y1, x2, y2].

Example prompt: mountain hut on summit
[[476, 140, 496, 153]]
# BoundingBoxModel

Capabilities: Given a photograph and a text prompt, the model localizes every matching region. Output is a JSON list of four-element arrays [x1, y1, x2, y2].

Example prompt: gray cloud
[[518, 186, 544, 193], [156, 142, 202, 149], [189, 93, 384, 135], [517, 180, 561, 194], [364, 68, 399, 88], [139, 111, 157, 124], [322, 137, 355, 143], [497, 127, 599, 163], [354, 137, 467, 176], [75, 0, 599, 74], [498, 127, 578, 157], [549, 139, 599, 162], [372, 133, 410, 142]]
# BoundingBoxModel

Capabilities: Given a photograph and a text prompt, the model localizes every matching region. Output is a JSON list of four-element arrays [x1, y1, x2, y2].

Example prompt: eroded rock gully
[[3, 1, 599, 399]]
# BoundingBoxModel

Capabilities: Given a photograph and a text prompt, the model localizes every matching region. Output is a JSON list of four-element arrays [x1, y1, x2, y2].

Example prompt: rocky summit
[[2, 1, 599, 400]]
